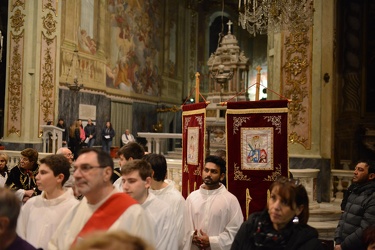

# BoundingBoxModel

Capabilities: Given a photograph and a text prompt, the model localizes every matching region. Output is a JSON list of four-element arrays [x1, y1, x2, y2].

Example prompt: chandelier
[[238, 0, 314, 36], [64, 49, 84, 91]]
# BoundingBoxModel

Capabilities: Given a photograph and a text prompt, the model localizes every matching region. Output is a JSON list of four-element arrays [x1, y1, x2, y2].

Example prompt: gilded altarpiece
[[7, 0, 25, 136], [281, 28, 312, 149]]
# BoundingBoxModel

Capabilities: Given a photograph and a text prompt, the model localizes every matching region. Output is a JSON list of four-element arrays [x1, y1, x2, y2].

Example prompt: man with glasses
[[49, 148, 154, 250], [5, 148, 41, 203]]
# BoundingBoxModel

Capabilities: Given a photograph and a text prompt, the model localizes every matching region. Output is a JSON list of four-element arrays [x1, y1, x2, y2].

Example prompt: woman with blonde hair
[[0, 152, 9, 187]]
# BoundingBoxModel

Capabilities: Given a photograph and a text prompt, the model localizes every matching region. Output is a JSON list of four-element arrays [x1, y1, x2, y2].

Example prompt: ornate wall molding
[[7, 0, 25, 136], [39, 33, 57, 125], [281, 28, 313, 149], [39, 0, 59, 133]]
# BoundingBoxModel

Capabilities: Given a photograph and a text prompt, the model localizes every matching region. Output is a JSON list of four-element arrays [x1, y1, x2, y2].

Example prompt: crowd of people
[[55, 117, 135, 157], [0, 140, 374, 250]]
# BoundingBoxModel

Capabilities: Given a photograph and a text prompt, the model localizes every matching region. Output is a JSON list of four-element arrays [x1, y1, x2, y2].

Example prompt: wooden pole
[[195, 72, 200, 103], [255, 65, 262, 101]]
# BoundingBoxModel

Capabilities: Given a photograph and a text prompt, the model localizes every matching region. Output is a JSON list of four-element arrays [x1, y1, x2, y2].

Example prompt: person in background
[[121, 159, 177, 250], [231, 176, 323, 250], [17, 154, 79, 250], [184, 155, 243, 250], [56, 147, 81, 198], [48, 148, 154, 250], [70, 230, 154, 250], [78, 119, 86, 146], [144, 153, 186, 250], [121, 129, 135, 145], [101, 121, 115, 154], [84, 119, 96, 148], [112, 142, 145, 189], [0, 152, 9, 187], [56, 118, 68, 147], [69, 120, 82, 160], [0, 187, 37, 250], [334, 160, 375, 250], [213, 149, 227, 187], [362, 224, 375, 250], [5, 148, 41, 203]]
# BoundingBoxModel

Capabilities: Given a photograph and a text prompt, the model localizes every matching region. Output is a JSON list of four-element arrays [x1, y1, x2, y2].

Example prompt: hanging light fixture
[[238, 0, 269, 36], [64, 49, 84, 91], [238, 0, 314, 36]]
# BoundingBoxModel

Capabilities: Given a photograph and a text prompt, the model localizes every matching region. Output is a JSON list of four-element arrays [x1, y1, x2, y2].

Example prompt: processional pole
[[255, 65, 262, 101], [195, 72, 200, 103]]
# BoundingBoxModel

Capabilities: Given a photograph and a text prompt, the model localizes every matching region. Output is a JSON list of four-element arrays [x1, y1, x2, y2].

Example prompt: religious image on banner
[[187, 127, 199, 165], [226, 100, 289, 220], [181, 102, 207, 198], [242, 128, 273, 170]]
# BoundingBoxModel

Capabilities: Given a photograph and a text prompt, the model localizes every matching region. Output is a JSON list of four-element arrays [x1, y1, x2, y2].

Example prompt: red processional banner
[[181, 102, 207, 199], [226, 100, 289, 220]]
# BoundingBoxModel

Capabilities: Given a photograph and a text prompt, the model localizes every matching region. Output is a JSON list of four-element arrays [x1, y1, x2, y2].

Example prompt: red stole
[[72, 192, 137, 246]]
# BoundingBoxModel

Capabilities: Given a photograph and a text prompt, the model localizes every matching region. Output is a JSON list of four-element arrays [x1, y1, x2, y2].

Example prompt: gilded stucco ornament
[[42, 13, 57, 36], [40, 46, 55, 122], [283, 28, 311, 149], [43, 0, 58, 16], [8, 33, 23, 127], [10, 9, 25, 32], [11, 0, 25, 11]]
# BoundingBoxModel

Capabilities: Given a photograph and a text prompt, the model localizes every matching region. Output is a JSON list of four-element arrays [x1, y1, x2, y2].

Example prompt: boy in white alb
[[17, 154, 79, 250], [121, 159, 178, 250], [144, 153, 187, 249]]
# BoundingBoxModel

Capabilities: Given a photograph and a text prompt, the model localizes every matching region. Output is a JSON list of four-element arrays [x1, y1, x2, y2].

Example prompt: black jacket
[[334, 181, 375, 250], [231, 210, 323, 250], [84, 124, 97, 139]]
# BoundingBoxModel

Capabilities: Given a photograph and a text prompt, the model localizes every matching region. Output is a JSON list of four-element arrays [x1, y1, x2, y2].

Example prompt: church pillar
[[3, 0, 61, 149], [268, 0, 334, 202]]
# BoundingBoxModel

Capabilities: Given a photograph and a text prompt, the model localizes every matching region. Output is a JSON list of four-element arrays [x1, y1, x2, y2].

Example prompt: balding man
[[121, 129, 135, 146], [56, 147, 74, 165], [56, 147, 77, 194]]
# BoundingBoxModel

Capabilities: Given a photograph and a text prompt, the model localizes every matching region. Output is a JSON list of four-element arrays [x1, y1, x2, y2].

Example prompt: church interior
[[0, 0, 375, 242]]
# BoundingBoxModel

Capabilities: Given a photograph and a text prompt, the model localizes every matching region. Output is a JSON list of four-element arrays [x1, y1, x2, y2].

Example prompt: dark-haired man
[[184, 155, 243, 250], [334, 161, 375, 250], [48, 148, 154, 250], [144, 153, 186, 249], [112, 142, 145, 188]]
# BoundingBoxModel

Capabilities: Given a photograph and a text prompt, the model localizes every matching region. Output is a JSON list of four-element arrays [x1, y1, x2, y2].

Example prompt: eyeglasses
[[65, 153, 74, 157], [20, 157, 29, 162], [73, 165, 104, 174]]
